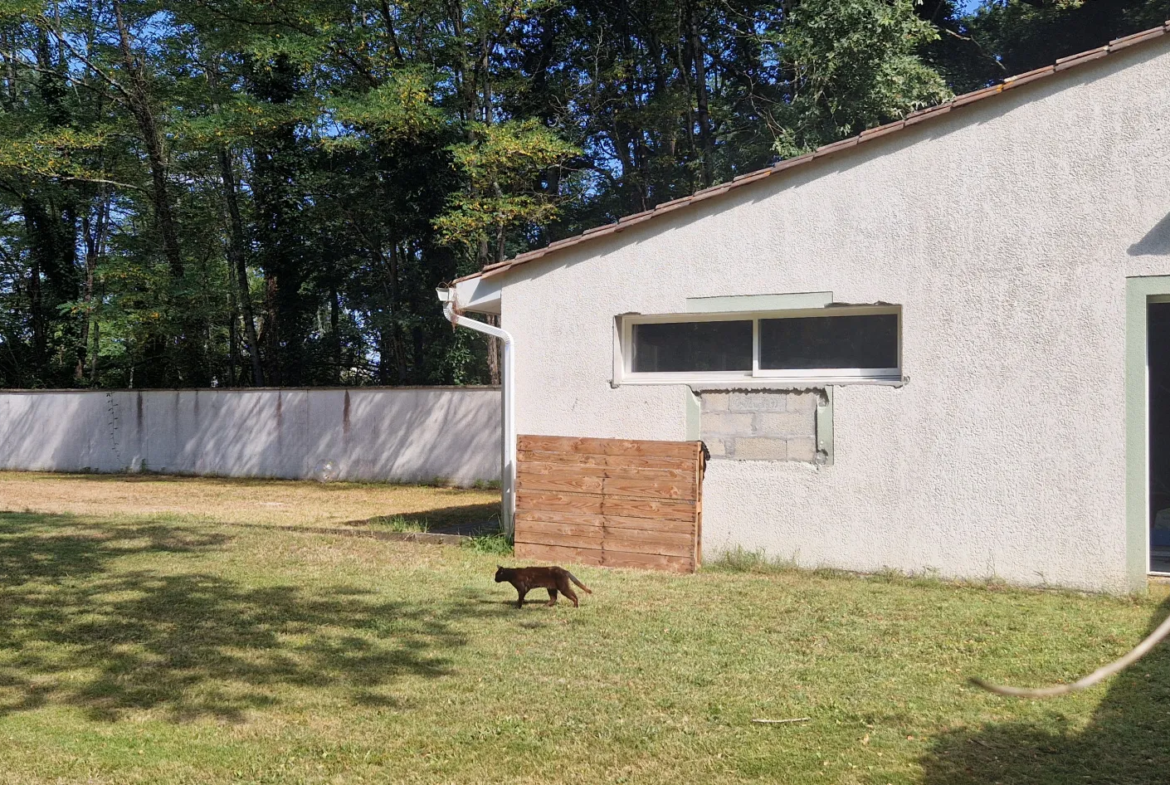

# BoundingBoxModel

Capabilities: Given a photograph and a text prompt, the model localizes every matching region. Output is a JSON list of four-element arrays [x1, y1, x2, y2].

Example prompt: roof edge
[[454, 21, 1170, 286]]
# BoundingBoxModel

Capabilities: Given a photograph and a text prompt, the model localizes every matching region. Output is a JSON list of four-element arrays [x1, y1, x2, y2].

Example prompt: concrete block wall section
[[700, 391, 820, 462], [0, 388, 501, 485]]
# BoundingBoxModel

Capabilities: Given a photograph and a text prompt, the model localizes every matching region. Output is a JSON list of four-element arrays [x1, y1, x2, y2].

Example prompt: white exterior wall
[[495, 43, 1170, 592], [0, 388, 500, 486]]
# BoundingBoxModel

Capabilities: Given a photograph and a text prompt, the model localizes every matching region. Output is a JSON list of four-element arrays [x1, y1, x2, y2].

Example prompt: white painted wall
[[491, 42, 1170, 592], [0, 388, 500, 486]]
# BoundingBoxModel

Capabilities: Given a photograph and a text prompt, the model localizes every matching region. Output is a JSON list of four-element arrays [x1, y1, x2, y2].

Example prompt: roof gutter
[[438, 288, 515, 539]]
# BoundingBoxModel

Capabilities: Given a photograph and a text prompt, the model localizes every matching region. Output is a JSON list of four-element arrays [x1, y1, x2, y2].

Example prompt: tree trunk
[[112, 0, 205, 385], [330, 286, 341, 384], [77, 194, 107, 382], [688, 0, 714, 187], [218, 145, 265, 386], [112, 0, 183, 281]]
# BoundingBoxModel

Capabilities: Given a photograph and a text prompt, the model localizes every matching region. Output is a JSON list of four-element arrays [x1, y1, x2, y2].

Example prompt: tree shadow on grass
[[0, 512, 505, 723], [920, 597, 1170, 785]]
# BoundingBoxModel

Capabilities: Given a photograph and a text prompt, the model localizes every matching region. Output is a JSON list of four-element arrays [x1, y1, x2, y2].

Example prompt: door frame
[[1126, 277, 1170, 589]]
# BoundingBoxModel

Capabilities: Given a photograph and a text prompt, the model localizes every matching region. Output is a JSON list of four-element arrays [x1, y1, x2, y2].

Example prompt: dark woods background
[[0, 0, 1166, 389]]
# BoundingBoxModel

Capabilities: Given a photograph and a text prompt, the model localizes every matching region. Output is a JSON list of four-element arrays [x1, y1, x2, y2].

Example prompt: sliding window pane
[[632, 320, 752, 373], [759, 313, 898, 370]]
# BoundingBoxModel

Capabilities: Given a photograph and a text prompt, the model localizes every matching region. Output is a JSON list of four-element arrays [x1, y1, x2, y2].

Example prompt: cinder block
[[702, 392, 729, 412], [702, 411, 753, 435], [729, 391, 786, 412], [787, 393, 821, 414], [706, 439, 728, 457], [786, 437, 817, 463], [756, 411, 815, 437], [733, 438, 788, 460]]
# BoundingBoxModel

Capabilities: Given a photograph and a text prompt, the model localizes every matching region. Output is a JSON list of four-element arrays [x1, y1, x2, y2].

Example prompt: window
[[618, 306, 901, 384], [632, 320, 752, 373], [759, 313, 899, 372]]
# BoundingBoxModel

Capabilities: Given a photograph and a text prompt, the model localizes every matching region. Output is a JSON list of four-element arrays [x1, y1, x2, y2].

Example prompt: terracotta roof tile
[[951, 84, 1003, 107], [1003, 65, 1056, 89], [582, 223, 616, 236], [1056, 46, 1109, 70], [814, 136, 860, 157], [771, 152, 814, 172], [859, 120, 906, 141], [652, 194, 694, 210], [687, 184, 732, 205], [616, 208, 655, 224], [1109, 27, 1165, 50], [903, 102, 952, 126], [733, 168, 773, 183], [450, 26, 1170, 287], [648, 197, 693, 217], [614, 213, 654, 232]]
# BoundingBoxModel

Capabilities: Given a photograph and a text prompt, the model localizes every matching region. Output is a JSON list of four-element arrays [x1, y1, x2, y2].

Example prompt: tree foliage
[[0, 0, 1165, 388]]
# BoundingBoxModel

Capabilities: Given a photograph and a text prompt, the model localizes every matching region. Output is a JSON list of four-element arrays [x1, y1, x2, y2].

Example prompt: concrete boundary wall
[[0, 388, 501, 486]]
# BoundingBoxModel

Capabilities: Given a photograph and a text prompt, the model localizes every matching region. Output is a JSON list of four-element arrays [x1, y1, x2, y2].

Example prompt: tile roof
[[453, 22, 1170, 286]]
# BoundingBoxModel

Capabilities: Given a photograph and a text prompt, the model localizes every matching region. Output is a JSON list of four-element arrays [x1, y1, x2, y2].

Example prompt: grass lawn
[[0, 473, 1168, 784], [0, 471, 500, 533]]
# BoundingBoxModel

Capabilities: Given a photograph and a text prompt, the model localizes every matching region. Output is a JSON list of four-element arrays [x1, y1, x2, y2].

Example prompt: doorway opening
[[1149, 299, 1170, 574]]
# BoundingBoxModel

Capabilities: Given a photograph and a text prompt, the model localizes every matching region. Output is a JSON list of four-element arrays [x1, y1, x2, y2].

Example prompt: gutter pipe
[[439, 292, 515, 538]]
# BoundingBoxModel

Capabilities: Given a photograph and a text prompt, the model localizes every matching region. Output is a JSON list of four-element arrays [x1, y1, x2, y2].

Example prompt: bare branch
[[0, 50, 118, 102], [61, 175, 145, 192], [35, 14, 132, 102], [973, 611, 1170, 698]]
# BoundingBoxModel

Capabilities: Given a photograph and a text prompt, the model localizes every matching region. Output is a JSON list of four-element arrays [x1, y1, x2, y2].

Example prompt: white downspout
[[439, 294, 515, 539]]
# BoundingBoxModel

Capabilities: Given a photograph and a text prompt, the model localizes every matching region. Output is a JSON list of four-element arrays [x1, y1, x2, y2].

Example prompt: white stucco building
[[441, 24, 1170, 593]]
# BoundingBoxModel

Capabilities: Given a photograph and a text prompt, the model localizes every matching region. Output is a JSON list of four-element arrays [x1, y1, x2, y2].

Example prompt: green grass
[[0, 481, 1168, 783], [367, 514, 433, 533]]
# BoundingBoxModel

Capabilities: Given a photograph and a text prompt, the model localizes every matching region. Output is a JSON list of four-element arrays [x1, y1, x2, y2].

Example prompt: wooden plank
[[518, 450, 696, 472], [602, 536, 695, 558], [515, 542, 603, 567], [602, 476, 695, 501], [517, 490, 602, 515], [515, 529, 605, 550], [516, 519, 604, 538], [519, 435, 699, 460], [602, 496, 697, 522], [519, 460, 696, 485], [602, 549, 695, 573], [597, 513, 696, 535], [599, 526, 694, 548], [515, 510, 696, 535], [516, 543, 693, 573], [515, 528, 692, 558], [516, 519, 691, 544], [516, 473, 604, 494], [515, 510, 606, 529]]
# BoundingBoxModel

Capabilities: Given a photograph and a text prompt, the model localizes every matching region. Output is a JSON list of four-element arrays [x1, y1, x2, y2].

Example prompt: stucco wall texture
[[492, 42, 1170, 592], [0, 388, 500, 486]]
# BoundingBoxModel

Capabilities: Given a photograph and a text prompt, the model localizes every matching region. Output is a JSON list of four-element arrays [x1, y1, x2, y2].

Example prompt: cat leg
[[547, 589, 558, 607], [556, 575, 580, 607], [516, 588, 527, 609]]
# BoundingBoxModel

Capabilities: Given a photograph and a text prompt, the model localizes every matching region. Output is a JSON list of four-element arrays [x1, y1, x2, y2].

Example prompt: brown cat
[[494, 565, 592, 608]]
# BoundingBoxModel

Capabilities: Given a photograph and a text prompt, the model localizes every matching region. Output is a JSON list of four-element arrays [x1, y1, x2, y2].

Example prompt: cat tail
[[566, 571, 592, 593]]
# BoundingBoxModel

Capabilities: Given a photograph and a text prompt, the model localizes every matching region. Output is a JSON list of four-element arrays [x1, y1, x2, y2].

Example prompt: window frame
[[616, 305, 902, 386]]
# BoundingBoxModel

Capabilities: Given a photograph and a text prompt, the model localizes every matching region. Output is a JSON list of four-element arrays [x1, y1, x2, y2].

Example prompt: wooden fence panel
[[514, 435, 704, 573]]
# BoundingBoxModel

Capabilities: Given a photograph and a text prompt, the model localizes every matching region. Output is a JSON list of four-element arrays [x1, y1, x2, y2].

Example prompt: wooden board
[[514, 435, 705, 573]]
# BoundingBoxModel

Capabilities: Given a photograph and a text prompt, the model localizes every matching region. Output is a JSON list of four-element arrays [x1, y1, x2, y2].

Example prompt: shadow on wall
[[1129, 213, 1170, 256], [0, 511, 509, 722], [919, 597, 1170, 784]]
